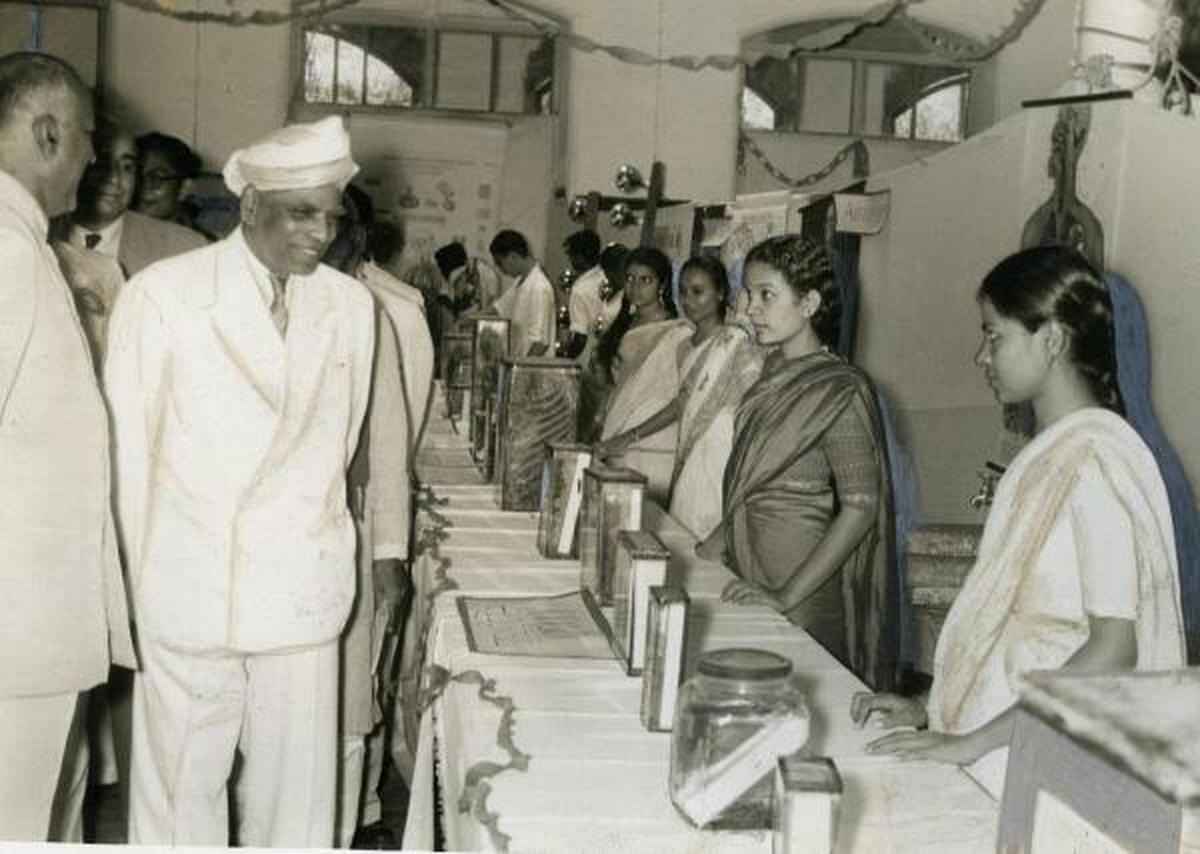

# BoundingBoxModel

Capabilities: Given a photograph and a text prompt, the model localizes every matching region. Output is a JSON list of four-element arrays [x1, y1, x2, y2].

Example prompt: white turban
[[223, 115, 358, 196]]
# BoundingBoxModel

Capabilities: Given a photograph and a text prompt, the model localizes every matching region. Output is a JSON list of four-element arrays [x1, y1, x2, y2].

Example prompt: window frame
[[741, 48, 972, 143], [2, 0, 109, 94], [291, 11, 560, 120]]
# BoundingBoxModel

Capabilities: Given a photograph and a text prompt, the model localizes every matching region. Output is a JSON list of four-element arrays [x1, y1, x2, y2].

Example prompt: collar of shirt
[[518, 263, 548, 290], [70, 215, 124, 258], [0, 168, 50, 241], [231, 226, 291, 310]]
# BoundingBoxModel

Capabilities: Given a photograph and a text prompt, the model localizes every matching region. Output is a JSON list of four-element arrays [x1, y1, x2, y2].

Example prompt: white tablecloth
[[401, 385, 999, 852]]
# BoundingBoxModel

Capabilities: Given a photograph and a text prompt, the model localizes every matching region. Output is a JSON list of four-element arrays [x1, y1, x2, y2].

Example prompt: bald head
[[0, 52, 88, 129], [0, 52, 94, 217]]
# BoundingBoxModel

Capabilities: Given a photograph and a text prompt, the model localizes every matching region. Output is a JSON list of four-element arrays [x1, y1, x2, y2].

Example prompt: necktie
[[269, 273, 289, 336], [84, 232, 101, 250]]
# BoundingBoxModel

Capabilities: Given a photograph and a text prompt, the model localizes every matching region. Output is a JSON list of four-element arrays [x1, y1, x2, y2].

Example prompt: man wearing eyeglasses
[[49, 118, 206, 364], [52, 117, 205, 280]]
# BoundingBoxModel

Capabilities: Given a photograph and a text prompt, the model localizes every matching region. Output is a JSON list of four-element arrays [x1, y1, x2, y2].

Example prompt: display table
[[401, 384, 999, 852]]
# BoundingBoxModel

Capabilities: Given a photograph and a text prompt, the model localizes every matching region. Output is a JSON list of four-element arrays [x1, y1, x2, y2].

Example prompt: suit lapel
[[249, 271, 339, 484], [208, 237, 287, 413]]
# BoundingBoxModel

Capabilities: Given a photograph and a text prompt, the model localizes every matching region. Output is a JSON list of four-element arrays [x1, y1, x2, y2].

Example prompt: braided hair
[[978, 245, 1124, 414], [744, 235, 841, 348]]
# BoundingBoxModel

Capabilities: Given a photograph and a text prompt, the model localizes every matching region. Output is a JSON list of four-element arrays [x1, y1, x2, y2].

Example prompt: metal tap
[[969, 462, 1005, 510]]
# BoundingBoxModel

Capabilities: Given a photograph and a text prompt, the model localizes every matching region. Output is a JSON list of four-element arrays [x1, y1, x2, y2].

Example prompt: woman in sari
[[598, 256, 761, 538], [710, 236, 896, 689], [596, 247, 692, 501], [851, 246, 1185, 798]]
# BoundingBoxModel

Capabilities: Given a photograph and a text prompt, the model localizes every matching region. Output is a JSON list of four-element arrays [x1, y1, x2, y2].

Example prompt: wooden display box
[[999, 670, 1200, 853], [610, 530, 670, 675], [469, 317, 510, 453], [579, 464, 646, 607], [640, 585, 689, 732], [442, 331, 472, 421], [537, 443, 593, 559], [773, 755, 841, 854], [494, 357, 581, 511]]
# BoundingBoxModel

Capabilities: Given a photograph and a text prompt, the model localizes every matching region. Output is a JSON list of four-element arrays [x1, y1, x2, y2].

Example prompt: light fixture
[[568, 195, 590, 222], [610, 202, 639, 228], [614, 164, 646, 193]]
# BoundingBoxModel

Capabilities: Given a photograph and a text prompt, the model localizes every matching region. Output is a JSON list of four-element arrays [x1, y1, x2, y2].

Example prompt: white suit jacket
[[0, 170, 135, 697], [359, 261, 434, 453], [105, 228, 375, 653]]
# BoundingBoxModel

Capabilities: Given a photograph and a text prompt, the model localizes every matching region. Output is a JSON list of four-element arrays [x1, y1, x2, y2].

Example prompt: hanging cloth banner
[[834, 191, 892, 235]]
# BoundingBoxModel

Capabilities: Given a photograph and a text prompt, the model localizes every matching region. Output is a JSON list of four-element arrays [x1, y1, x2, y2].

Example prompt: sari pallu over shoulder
[[722, 352, 898, 689], [929, 408, 1185, 735], [672, 325, 762, 488]]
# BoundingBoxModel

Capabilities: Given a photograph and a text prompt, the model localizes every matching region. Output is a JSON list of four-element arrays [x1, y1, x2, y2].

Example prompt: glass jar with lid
[[670, 648, 809, 830]]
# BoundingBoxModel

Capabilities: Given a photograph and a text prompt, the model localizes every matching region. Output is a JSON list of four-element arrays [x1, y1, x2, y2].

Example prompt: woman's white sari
[[601, 318, 692, 501], [668, 324, 762, 538], [928, 407, 1185, 796]]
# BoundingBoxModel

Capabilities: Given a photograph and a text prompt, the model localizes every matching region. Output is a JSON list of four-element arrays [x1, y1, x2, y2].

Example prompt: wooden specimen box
[[999, 670, 1200, 853], [610, 531, 670, 675], [537, 443, 593, 558], [469, 317, 510, 454], [640, 585, 689, 732], [495, 357, 581, 511], [442, 331, 472, 421], [579, 464, 646, 607], [772, 755, 842, 854]]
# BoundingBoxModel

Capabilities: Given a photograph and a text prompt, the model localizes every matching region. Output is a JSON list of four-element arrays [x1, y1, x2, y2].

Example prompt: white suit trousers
[[335, 725, 388, 846], [129, 637, 339, 847], [0, 691, 83, 841]]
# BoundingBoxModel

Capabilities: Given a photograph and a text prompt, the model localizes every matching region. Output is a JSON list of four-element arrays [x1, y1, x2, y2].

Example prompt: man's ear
[[240, 186, 259, 226], [31, 112, 60, 162]]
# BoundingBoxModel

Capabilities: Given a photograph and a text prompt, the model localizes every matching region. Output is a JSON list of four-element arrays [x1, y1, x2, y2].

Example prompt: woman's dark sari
[[722, 351, 898, 690]]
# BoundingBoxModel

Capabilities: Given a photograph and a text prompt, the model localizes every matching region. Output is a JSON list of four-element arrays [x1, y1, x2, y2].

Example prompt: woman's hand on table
[[863, 729, 984, 766], [694, 531, 724, 562], [720, 579, 783, 611], [850, 691, 927, 730]]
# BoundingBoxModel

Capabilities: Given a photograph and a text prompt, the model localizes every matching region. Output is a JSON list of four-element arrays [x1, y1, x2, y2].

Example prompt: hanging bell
[[614, 164, 645, 193], [568, 195, 590, 222], [610, 202, 638, 228]]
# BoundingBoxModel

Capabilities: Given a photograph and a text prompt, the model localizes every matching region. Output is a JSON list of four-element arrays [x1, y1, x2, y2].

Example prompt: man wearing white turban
[[106, 115, 375, 847]]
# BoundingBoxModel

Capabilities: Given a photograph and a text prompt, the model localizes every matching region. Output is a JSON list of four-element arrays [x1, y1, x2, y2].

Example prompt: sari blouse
[[722, 349, 897, 689]]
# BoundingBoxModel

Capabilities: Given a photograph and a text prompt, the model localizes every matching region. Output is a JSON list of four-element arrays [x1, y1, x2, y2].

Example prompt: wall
[[104, 0, 292, 169], [855, 98, 1200, 523], [737, 131, 949, 195], [967, 0, 1078, 134], [99, 0, 1085, 240]]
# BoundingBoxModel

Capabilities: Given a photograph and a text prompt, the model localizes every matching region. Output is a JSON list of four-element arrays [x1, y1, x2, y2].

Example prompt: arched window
[[741, 86, 776, 130], [299, 19, 555, 115], [891, 72, 970, 142], [741, 18, 972, 142]]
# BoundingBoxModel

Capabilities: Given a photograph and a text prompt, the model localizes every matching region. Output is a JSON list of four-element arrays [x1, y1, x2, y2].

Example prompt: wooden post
[[638, 161, 666, 248]]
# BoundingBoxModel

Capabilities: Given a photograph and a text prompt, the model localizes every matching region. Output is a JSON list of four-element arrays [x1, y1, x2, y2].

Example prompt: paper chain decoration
[[487, 0, 1049, 68], [738, 133, 868, 189], [113, 0, 360, 25]]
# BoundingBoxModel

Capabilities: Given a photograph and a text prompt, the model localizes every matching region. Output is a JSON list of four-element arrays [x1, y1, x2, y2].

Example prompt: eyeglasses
[[141, 169, 183, 188]]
